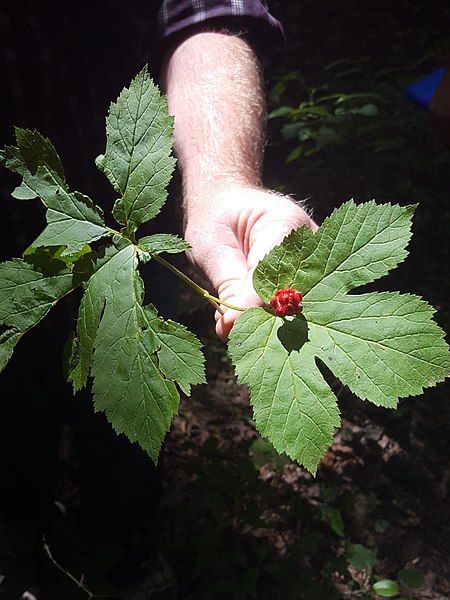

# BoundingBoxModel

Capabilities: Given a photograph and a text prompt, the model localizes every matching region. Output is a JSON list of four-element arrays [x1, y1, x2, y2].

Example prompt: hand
[[184, 185, 317, 339]]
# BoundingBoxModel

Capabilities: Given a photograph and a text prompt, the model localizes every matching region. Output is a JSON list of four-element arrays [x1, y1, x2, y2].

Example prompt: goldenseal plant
[[1, 67, 449, 474]]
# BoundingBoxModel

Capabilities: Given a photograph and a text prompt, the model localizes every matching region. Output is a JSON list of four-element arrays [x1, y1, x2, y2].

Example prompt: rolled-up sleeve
[[158, 1, 285, 61]]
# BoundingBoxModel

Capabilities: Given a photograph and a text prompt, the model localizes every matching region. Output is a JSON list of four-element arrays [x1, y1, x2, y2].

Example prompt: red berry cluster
[[269, 288, 303, 317]]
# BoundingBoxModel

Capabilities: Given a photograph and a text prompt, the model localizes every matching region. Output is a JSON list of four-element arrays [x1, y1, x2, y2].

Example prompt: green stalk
[[109, 225, 246, 313], [152, 254, 246, 313]]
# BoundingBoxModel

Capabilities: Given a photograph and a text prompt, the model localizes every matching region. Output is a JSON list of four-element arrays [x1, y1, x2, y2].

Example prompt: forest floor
[[158, 278, 450, 599]]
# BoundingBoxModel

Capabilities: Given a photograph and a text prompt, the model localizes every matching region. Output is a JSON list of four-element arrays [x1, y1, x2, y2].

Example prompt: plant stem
[[152, 254, 246, 313], [42, 536, 121, 598], [106, 227, 246, 313], [42, 536, 94, 599]]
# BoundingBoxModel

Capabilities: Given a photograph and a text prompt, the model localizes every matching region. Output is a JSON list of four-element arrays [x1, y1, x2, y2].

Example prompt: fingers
[[212, 206, 316, 339], [215, 270, 262, 338], [185, 187, 318, 339], [215, 307, 240, 339], [189, 242, 253, 339]]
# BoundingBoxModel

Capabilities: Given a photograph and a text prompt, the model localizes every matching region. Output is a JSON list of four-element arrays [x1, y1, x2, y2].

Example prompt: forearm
[[160, 28, 315, 338], [160, 30, 266, 217]]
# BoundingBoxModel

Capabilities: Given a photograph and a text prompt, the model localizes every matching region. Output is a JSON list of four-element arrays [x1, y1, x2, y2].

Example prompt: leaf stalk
[[151, 253, 246, 313], [105, 226, 246, 313]]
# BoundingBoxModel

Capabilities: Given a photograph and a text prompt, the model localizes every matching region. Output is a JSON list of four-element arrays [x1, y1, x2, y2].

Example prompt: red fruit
[[269, 288, 303, 317]]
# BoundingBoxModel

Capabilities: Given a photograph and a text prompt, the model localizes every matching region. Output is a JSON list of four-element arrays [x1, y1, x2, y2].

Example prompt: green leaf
[[371, 579, 399, 597], [0, 330, 22, 372], [229, 309, 340, 475], [1, 130, 110, 255], [33, 189, 109, 257], [356, 103, 379, 117], [62, 330, 78, 382], [254, 200, 416, 302], [307, 291, 448, 407], [137, 233, 191, 262], [281, 122, 303, 141], [0, 259, 74, 371], [249, 437, 289, 470], [96, 66, 176, 230], [12, 181, 36, 200], [374, 519, 390, 533], [346, 543, 376, 572], [268, 106, 292, 119], [286, 145, 302, 163], [229, 201, 450, 473], [1, 128, 64, 192], [320, 506, 344, 537], [68, 243, 205, 461], [142, 305, 206, 395], [15, 128, 65, 182], [67, 245, 123, 391], [90, 245, 179, 460], [398, 567, 424, 588]]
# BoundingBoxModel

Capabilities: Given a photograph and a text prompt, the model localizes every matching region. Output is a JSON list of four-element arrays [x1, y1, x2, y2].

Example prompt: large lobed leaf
[[0, 67, 204, 463], [229, 309, 340, 474], [96, 66, 176, 230], [0, 68, 201, 462], [67, 242, 205, 461], [1, 129, 110, 255], [229, 201, 450, 474]]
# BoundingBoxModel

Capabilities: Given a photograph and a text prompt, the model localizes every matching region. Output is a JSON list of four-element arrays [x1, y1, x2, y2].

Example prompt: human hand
[[184, 185, 317, 339]]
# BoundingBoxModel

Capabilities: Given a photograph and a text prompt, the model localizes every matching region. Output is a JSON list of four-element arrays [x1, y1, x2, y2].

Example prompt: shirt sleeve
[[158, 0, 285, 61]]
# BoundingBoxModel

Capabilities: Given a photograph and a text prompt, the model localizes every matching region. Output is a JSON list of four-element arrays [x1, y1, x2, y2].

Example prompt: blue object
[[405, 66, 447, 109]]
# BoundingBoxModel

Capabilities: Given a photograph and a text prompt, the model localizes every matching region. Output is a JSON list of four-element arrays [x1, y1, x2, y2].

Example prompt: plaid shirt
[[159, 0, 284, 55]]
